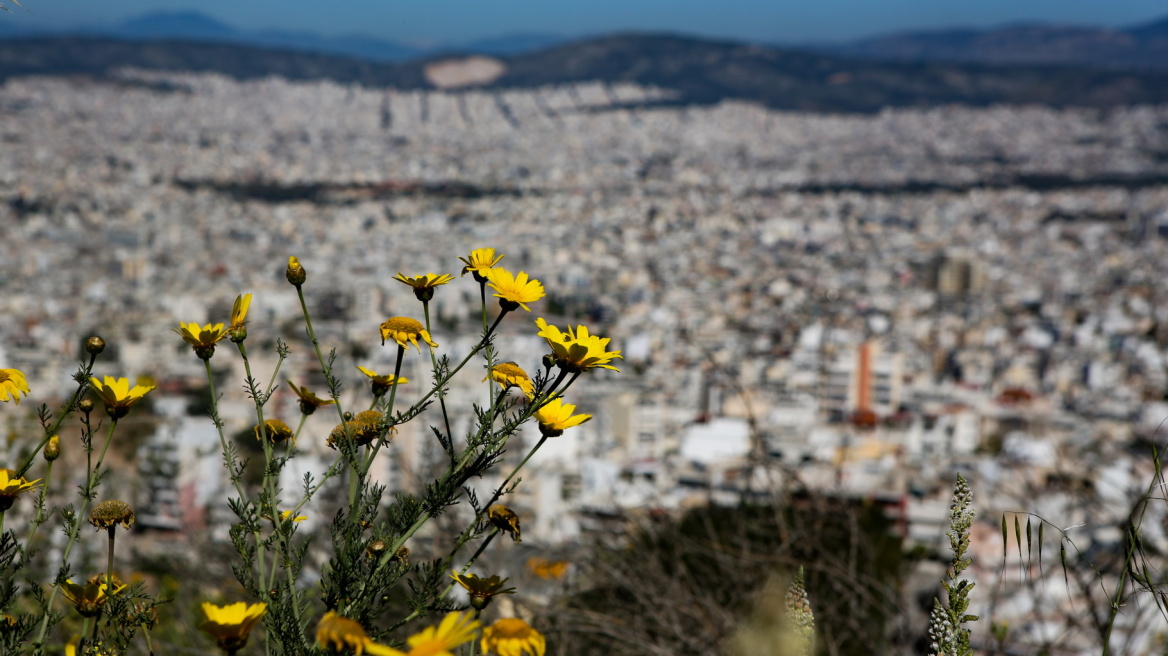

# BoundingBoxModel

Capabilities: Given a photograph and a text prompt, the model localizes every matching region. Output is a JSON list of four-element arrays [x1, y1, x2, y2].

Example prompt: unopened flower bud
[[286, 256, 306, 286], [44, 435, 60, 461], [79, 399, 94, 414], [365, 539, 387, 559], [85, 336, 106, 355], [228, 325, 248, 343]]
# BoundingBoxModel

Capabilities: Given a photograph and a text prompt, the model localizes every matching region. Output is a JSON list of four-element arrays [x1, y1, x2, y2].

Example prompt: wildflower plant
[[928, 473, 978, 656], [0, 246, 574, 655]]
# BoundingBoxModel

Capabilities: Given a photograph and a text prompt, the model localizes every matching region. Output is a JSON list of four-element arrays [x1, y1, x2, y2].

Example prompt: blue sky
[[4, 0, 1167, 44]]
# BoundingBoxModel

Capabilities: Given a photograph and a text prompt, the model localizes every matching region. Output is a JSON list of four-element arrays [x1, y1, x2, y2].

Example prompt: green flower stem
[[203, 359, 267, 598], [362, 345, 405, 472], [105, 526, 116, 589], [294, 284, 362, 517], [423, 300, 457, 463], [237, 343, 280, 561], [21, 459, 53, 555], [368, 392, 385, 412], [480, 281, 494, 403], [35, 419, 117, 647], [484, 436, 547, 512], [294, 284, 350, 428], [141, 627, 154, 656], [292, 413, 308, 445], [15, 352, 98, 478]]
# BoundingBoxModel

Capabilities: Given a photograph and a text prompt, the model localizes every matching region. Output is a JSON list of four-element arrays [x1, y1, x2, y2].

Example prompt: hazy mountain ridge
[[0, 10, 563, 61], [825, 16, 1168, 69], [4, 33, 1168, 113]]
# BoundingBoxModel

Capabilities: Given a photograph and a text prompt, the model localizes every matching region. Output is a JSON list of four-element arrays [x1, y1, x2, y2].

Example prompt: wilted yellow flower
[[485, 268, 545, 312], [394, 272, 455, 301], [0, 368, 30, 404], [357, 365, 409, 397], [88, 499, 135, 530], [481, 618, 546, 656], [380, 317, 438, 352], [327, 410, 386, 449], [59, 579, 126, 618], [0, 468, 42, 511], [280, 510, 307, 523], [533, 398, 591, 437], [254, 419, 296, 445], [535, 318, 622, 373], [287, 380, 337, 415], [228, 293, 253, 342], [88, 376, 154, 420], [315, 611, 398, 656], [488, 505, 521, 543], [485, 362, 534, 399], [175, 322, 228, 360], [450, 571, 516, 610], [201, 601, 267, 653]]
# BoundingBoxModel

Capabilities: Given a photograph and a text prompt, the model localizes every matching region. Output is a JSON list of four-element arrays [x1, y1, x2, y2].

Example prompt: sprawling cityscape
[[3, 68, 1168, 652]]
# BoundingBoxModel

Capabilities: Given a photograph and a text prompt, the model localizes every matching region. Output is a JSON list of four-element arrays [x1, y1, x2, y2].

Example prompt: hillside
[[3, 34, 1168, 113]]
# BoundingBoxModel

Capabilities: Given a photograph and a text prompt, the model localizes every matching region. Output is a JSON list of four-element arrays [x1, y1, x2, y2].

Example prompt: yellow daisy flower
[[484, 362, 534, 399], [397, 611, 480, 656], [175, 322, 228, 360], [481, 618, 546, 656], [0, 468, 42, 511], [315, 611, 399, 656], [450, 571, 516, 610], [59, 579, 127, 618], [287, 380, 337, 416], [357, 365, 409, 397], [485, 268, 545, 312], [380, 317, 438, 352], [533, 398, 591, 437], [535, 318, 622, 373], [488, 504, 521, 543], [89, 376, 154, 420], [228, 293, 252, 342], [459, 248, 505, 281], [201, 601, 267, 654], [254, 418, 296, 445], [0, 368, 30, 405], [394, 272, 455, 301]]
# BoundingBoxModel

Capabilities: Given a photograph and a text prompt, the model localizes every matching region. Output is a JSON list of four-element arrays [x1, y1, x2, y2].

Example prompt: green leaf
[[1026, 517, 1032, 566], [1001, 514, 1008, 568]]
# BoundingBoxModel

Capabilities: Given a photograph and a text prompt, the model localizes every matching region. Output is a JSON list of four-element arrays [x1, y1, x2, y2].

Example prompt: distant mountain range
[[3, 9, 1168, 69], [3, 32, 1168, 114], [824, 15, 1168, 70], [0, 10, 570, 61]]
